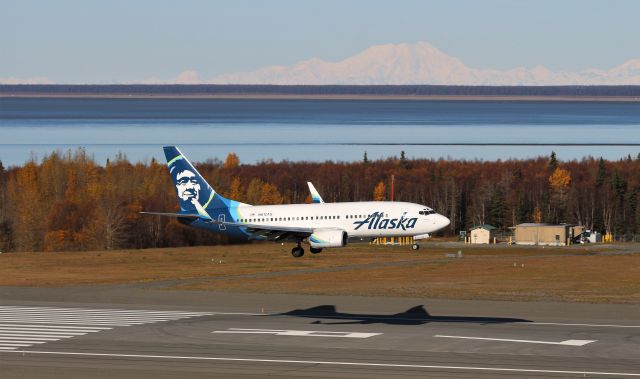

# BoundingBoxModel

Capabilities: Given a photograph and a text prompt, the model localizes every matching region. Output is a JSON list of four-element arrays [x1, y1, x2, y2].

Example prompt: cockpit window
[[419, 209, 436, 216]]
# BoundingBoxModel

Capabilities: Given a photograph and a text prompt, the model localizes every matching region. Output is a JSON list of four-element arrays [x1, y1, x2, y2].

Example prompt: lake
[[1, 98, 639, 166]]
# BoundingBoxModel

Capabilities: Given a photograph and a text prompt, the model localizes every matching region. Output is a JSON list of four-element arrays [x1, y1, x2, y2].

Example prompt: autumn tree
[[224, 153, 240, 170], [373, 181, 386, 201], [8, 162, 45, 251], [548, 167, 572, 222], [245, 178, 264, 204], [227, 176, 244, 201], [259, 182, 284, 205]]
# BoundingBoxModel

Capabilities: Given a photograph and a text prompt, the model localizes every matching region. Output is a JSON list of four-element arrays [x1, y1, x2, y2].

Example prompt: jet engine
[[309, 228, 348, 248]]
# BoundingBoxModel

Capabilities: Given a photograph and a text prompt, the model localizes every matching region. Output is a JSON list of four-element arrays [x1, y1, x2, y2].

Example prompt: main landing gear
[[310, 247, 322, 254], [291, 243, 305, 258]]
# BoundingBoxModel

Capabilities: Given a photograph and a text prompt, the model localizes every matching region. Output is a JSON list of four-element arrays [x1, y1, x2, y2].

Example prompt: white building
[[469, 224, 496, 244]]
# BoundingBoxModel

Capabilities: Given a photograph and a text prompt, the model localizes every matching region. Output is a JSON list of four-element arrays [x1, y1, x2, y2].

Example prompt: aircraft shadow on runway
[[282, 305, 531, 325]]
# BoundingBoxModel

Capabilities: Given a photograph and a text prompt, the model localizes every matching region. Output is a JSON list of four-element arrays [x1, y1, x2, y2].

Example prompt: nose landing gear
[[411, 243, 420, 250]]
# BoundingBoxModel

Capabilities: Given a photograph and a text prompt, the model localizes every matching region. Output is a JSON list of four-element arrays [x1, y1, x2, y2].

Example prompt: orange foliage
[[549, 167, 571, 192], [224, 153, 240, 170], [373, 181, 386, 201]]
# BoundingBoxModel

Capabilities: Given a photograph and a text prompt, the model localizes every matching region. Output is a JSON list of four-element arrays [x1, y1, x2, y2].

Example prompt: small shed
[[514, 223, 575, 246], [469, 224, 496, 244]]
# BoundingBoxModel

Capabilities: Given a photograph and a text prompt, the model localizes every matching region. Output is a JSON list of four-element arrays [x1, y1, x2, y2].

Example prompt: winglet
[[307, 182, 325, 203]]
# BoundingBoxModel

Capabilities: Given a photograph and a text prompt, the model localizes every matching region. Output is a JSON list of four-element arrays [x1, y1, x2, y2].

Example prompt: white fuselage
[[232, 201, 450, 239]]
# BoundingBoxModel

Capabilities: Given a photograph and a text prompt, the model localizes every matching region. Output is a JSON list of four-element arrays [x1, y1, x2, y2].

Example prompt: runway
[[0, 286, 639, 378]]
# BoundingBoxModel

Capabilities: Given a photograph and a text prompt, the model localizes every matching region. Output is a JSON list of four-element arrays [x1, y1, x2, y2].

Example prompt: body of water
[[1, 98, 639, 166]]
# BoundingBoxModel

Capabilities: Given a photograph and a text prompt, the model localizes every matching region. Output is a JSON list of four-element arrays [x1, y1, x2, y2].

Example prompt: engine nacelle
[[309, 228, 348, 248]]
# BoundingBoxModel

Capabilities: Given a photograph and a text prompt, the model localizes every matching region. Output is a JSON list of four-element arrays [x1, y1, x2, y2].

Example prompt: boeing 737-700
[[141, 147, 450, 257]]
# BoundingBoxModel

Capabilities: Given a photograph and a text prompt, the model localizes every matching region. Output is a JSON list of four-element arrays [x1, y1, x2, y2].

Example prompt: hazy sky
[[2, 0, 639, 83]]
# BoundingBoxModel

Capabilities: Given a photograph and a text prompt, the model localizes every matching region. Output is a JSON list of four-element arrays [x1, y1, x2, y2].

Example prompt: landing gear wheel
[[310, 247, 322, 254], [411, 243, 420, 251], [291, 246, 305, 258]]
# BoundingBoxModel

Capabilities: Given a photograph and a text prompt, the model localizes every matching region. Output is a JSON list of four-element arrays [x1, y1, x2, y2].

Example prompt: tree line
[[1, 149, 639, 252]]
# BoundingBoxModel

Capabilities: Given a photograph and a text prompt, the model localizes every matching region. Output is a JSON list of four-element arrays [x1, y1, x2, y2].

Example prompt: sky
[[2, 0, 640, 83]]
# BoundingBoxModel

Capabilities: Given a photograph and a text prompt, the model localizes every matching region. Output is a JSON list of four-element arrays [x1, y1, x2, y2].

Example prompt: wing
[[140, 211, 313, 242]]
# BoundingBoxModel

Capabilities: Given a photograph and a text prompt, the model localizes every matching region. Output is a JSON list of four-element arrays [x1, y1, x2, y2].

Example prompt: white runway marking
[[0, 306, 211, 351], [4, 350, 640, 377], [213, 328, 381, 338], [529, 322, 640, 328], [435, 334, 596, 346]]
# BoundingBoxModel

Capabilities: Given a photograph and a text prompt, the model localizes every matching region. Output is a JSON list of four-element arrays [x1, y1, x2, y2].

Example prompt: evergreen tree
[[596, 157, 607, 187], [548, 151, 558, 172], [487, 189, 505, 228], [399, 150, 410, 169]]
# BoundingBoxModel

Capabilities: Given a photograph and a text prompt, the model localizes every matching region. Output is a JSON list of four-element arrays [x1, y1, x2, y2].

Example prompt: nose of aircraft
[[437, 214, 450, 229]]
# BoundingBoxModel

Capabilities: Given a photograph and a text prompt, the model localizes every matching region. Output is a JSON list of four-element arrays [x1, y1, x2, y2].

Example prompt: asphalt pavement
[[0, 285, 639, 378]]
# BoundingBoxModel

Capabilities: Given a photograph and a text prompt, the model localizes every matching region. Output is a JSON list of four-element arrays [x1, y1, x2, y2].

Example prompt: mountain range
[[211, 41, 640, 86]]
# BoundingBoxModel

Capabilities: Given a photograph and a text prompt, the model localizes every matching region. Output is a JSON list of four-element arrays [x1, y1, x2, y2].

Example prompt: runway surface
[[0, 286, 639, 378]]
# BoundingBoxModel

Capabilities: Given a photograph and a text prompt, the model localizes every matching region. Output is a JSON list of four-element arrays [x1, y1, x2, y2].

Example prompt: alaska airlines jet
[[142, 147, 450, 257]]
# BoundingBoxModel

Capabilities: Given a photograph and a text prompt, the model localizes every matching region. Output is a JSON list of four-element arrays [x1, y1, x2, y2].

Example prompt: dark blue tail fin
[[163, 146, 232, 212]]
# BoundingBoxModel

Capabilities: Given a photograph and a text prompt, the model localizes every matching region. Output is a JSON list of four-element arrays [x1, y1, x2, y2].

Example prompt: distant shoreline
[[2, 93, 640, 102], [2, 84, 640, 101]]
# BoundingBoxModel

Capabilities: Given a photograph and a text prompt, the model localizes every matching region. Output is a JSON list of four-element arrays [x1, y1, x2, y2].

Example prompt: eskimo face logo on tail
[[175, 169, 201, 206], [353, 211, 418, 230]]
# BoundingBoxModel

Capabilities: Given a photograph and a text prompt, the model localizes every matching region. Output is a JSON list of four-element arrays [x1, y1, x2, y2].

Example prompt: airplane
[[141, 146, 450, 258]]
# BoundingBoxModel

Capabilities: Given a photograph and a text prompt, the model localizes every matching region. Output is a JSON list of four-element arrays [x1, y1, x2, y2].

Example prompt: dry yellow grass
[[1, 243, 639, 304], [189, 253, 640, 303], [0, 243, 438, 286]]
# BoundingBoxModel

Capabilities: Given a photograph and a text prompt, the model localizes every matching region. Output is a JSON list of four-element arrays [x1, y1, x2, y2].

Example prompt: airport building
[[468, 224, 496, 244], [513, 223, 584, 246]]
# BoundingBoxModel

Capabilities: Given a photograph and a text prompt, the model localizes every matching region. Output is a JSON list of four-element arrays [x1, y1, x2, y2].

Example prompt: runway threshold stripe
[[0, 315, 197, 321], [0, 333, 77, 341], [0, 323, 113, 331], [0, 335, 67, 340], [5, 350, 640, 377], [0, 312, 192, 319], [0, 328, 95, 334], [0, 306, 209, 315], [0, 311, 202, 318]]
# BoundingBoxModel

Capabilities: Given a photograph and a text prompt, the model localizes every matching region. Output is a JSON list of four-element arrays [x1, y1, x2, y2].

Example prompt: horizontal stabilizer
[[139, 212, 200, 219]]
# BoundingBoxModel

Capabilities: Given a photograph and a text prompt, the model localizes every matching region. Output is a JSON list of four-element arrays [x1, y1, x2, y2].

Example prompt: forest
[[0, 149, 639, 252]]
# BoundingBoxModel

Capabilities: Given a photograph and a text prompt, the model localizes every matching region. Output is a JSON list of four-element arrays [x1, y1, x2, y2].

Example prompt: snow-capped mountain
[[211, 42, 640, 85]]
